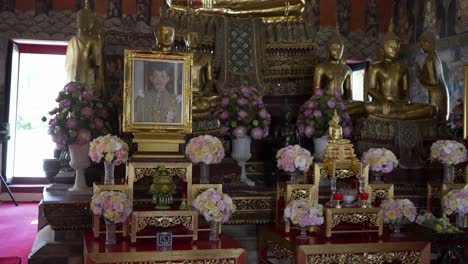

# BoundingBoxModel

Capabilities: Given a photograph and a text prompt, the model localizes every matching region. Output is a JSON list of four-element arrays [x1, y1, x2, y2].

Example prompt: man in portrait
[[134, 62, 182, 124]]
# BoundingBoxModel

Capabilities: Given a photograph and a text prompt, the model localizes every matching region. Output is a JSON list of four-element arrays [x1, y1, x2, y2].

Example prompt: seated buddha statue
[[364, 32, 436, 120], [313, 34, 365, 116], [324, 110, 357, 162], [186, 31, 221, 115]]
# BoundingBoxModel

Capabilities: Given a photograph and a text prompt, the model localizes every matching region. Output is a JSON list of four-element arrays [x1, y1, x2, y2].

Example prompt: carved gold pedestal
[[324, 207, 383, 238], [130, 210, 198, 242]]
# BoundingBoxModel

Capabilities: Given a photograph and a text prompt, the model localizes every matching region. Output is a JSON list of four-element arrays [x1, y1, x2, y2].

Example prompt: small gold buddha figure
[[364, 32, 436, 120], [324, 110, 356, 162], [186, 31, 221, 115], [153, 24, 175, 52], [415, 32, 449, 121], [65, 3, 105, 97], [313, 35, 365, 116]]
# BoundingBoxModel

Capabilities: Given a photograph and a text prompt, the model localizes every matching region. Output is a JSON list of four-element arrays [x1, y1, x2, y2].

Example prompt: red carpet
[[0, 202, 38, 264]]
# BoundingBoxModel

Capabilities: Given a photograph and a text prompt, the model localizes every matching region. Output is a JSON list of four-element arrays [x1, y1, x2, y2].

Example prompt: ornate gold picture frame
[[123, 50, 192, 133]]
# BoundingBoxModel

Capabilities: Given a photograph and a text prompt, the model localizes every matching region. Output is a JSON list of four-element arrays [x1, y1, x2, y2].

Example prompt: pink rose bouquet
[[284, 199, 324, 228], [192, 188, 236, 222], [185, 135, 225, 164], [276, 145, 313, 173], [296, 88, 351, 138], [43, 82, 111, 147], [362, 148, 398, 173], [430, 140, 467, 165], [442, 189, 468, 216], [380, 199, 417, 224], [89, 134, 129, 165], [215, 85, 271, 139], [91, 191, 132, 223]]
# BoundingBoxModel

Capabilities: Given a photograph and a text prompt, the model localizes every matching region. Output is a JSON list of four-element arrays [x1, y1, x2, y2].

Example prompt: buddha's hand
[[382, 101, 392, 115]]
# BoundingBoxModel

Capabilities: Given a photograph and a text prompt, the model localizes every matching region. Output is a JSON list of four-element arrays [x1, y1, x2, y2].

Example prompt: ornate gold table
[[84, 231, 247, 264], [258, 224, 431, 264]]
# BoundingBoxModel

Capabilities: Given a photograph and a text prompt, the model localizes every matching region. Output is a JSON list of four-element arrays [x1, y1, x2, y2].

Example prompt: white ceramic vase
[[313, 135, 328, 161], [231, 137, 255, 186], [68, 143, 92, 195]]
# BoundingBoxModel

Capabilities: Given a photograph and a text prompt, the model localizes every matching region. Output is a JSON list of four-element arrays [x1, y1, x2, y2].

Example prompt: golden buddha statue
[[324, 110, 356, 162], [166, 0, 305, 20], [313, 35, 365, 116], [364, 32, 436, 120], [186, 31, 220, 114], [153, 25, 175, 52], [65, 3, 105, 97], [415, 32, 449, 121]]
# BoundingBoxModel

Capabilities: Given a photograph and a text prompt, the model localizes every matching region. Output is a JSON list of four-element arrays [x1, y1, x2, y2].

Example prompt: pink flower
[[76, 129, 92, 145], [251, 127, 264, 140], [327, 99, 336, 108], [237, 110, 248, 120], [233, 126, 247, 138], [94, 118, 104, 130], [313, 110, 322, 118], [314, 89, 324, 97], [306, 100, 315, 109], [263, 126, 270, 138], [343, 126, 352, 138], [258, 109, 268, 119], [240, 86, 251, 97], [303, 109, 313, 117], [82, 89, 95, 101], [219, 111, 229, 120], [219, 126, 229, 136], [66, 118, 78, 129], [333, 90, 342, 97], [65, 83, 77, 94], [221, 97, 230, 107], [81, 107, 94, 118], [237, 98, 248, 106], [48, 107, 59, 115], [304, 126, 315, 138], [59, 99, 71, 108]]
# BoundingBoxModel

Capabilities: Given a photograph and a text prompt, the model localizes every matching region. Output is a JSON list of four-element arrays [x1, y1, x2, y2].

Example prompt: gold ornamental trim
[[369, 184, 394, 203], [134, 167, 188, 182], [136, 215, 194, 232], [307, 251, 422, 264], [87, 248, 245, 263], [331, 213, 378, 228], [265, 240, 295, 262]]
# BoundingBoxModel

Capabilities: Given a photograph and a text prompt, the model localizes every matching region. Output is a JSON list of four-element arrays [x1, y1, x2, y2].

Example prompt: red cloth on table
[[0, 257, 21, 264]]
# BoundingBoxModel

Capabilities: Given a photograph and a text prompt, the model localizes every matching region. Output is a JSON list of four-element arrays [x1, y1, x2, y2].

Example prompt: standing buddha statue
[[313, 34, 365, 116], [364, 32, 436, 120], [415, 31, 449, 121]]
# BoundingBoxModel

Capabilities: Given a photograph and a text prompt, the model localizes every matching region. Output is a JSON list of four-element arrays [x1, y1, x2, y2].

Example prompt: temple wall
[[0, 0, 466, 121]]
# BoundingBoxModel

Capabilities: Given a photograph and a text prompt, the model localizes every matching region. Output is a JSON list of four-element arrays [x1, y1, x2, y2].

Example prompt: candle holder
[[359, 192, 369, 208], [333, 192, 343, 208]]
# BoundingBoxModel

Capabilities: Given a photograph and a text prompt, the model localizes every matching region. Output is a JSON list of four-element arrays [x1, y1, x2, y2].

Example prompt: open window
[[2, 40, 67, 183], [347, 60, 369, 102]]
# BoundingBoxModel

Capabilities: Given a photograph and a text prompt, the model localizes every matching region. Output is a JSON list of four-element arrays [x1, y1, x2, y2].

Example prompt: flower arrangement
[[380, 199, 417, 224], [362, 148, 398, 173], [296, 88, 351, 138], [91, 191, 132, 223], [43, 82, 111, 147], [447, 98, 463, 140], [216, 85, 271, 139], [430, 140, 467, 165], [89, 134, 129, 165], [276, 145, 313, 173], [416, 212, 459, 233], [185, 135, 225, 164], [442, 189, 468, 216], [284, 199, 324, 228], [192, 188, 236, 222]]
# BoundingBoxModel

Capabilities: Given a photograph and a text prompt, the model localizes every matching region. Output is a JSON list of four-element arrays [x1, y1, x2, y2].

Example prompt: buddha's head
[[381, 32, 401, 60], [419, 31, 436, 54], [186, 31, 200, 50], [156, 25, 175, 48], [76, 8, 95, 33], [327, 35, 344, 61]]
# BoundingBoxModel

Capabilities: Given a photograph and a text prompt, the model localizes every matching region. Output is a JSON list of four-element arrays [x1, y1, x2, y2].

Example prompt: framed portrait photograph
[[123, 50, 192, 133]]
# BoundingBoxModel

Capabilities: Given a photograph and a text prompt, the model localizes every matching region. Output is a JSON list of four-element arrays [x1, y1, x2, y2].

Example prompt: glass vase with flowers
[[380, 199, 416, 237], [43, 82, 112, 194], [442, 189, 468, 229], [284, 198, 324, 240], [185, 135, 225, 183], [215, 85, 271, 186], [430, 140, 467, 183], [276, 145, 313, 183], [362, 148, 398, 184]]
